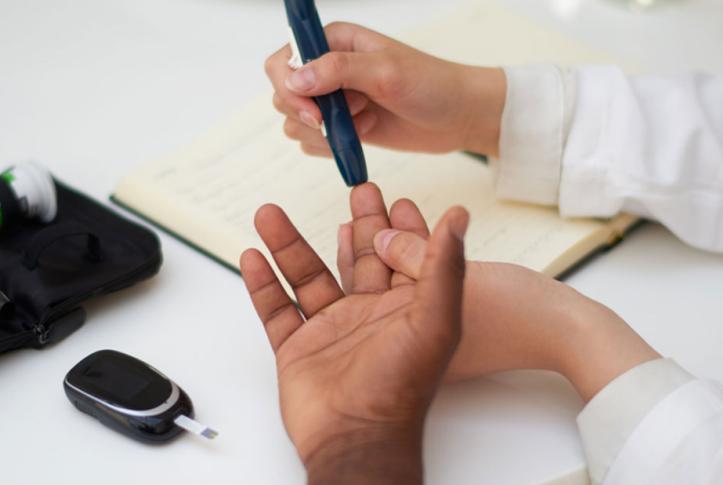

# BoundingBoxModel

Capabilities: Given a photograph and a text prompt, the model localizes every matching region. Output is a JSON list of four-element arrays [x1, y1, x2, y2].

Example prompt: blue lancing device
[[284, 0, 368, 187]]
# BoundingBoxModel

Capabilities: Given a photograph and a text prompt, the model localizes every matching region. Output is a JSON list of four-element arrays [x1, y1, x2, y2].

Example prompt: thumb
[[373, 229, 428, 280], [412, 207, 469, 343], [285, 51, 398, 99]]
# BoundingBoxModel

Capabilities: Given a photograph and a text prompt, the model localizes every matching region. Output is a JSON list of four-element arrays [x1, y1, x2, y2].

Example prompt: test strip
[[174, 415, 218, 440]]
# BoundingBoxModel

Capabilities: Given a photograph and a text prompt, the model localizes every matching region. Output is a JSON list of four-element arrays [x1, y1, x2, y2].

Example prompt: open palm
[[240, 183, 468, 464]]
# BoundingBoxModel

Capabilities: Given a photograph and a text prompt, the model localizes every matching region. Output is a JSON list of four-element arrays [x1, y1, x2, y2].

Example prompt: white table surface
[[1, 1, 722, 484]]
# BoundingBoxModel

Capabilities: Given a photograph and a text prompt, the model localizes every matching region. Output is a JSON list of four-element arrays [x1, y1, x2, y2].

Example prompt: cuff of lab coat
[[577, 358, 694, 485], [493, 64, 576, 206], [558, 66, 627, 218]]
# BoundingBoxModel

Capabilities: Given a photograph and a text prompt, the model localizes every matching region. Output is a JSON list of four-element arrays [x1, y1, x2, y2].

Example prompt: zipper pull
[[33, 307, 86, 347], [33, 323, 49, 346], [0, 290, 13, 318]]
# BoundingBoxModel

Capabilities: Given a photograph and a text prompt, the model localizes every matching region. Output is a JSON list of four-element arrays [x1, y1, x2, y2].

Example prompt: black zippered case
[[0, 180, 162, 352]]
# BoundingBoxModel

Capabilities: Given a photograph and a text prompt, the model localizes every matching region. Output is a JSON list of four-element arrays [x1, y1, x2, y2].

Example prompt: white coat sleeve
[[495, 65, 723, 253], [577, 358, 723, 485]]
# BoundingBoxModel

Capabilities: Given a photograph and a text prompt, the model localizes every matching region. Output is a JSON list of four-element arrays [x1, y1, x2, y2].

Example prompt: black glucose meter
[[64, 350, 217, 443]]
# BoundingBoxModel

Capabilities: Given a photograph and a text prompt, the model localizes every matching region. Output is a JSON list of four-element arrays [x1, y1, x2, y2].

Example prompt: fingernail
[[300, 110, 320, 130], [375, 229, 400, 253], [285, 66, 316, 92]]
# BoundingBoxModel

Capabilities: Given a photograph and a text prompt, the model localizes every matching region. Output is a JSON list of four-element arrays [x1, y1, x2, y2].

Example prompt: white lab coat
[[604, 379, 723, 485], [496, 65, 723, 253], [495, 66, 723, 484], [577, 359, 723, 485]]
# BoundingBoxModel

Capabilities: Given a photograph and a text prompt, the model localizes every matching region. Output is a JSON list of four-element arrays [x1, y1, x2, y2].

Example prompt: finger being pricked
[[253, 204, 344, 318], [349, 183, 393, 294], [340, 196, 427, 292]]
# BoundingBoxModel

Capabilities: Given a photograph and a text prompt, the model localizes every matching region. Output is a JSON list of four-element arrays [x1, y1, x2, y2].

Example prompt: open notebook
[[112, 1, 637, 280]]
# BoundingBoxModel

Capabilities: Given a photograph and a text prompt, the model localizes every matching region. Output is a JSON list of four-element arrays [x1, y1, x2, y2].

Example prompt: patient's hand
[[240, 183, 468, 484], [338, 198, 661, 402]]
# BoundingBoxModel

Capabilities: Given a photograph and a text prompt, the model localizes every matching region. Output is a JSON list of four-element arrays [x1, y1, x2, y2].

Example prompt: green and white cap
[[1, 161, 58, 223]]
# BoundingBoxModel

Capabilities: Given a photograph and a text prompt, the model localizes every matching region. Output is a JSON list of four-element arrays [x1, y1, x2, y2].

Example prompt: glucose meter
[[64, 350, 217, 443]]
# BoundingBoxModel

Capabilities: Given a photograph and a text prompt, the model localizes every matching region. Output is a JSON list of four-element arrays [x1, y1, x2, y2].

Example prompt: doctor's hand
[[338, 198, 661, 402], [265, 22, 506, 158], [240, 183, 468, 484]]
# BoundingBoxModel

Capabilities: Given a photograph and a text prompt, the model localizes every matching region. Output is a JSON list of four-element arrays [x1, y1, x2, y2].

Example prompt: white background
[[1, 0, 722, 484]]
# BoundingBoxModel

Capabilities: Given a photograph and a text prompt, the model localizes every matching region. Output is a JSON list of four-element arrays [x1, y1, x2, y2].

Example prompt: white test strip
[[174, 414, 218, 440]]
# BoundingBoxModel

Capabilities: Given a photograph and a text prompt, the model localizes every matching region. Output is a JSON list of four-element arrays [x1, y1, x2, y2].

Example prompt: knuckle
[[375, 55, 404, 98], [264, 55, 275, 76], [265, 44, 291, 77], [300, 143, 316, 156], [325, 51, 350, 77], [283, 119, 299, 139], [325, 20, 347, 31], [272, 93, 284, 112], [354, 246, 377, 260]]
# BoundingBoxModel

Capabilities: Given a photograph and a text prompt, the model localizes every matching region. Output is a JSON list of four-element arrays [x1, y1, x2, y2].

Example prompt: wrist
[[458, 66, 506, 157], [556, 294, 661, 402], [304, 425, 424, 485]]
